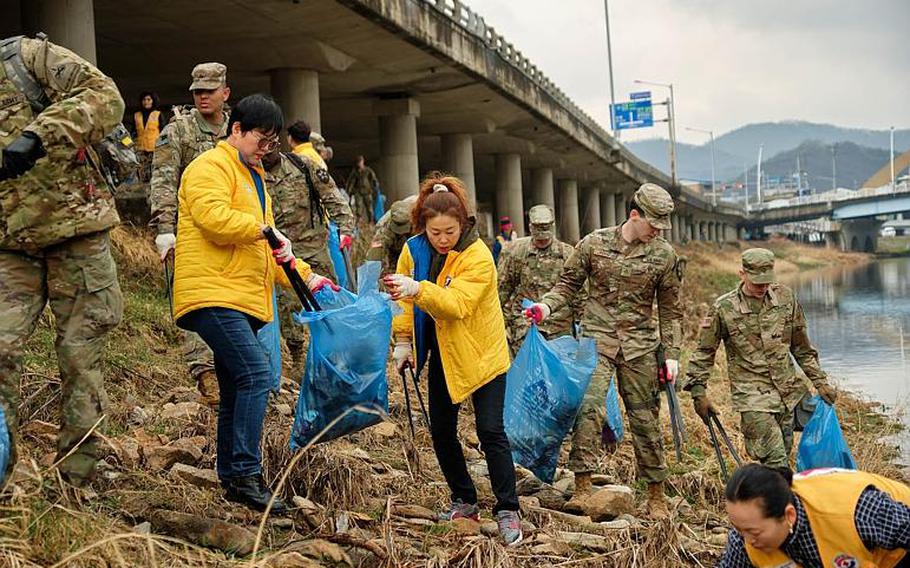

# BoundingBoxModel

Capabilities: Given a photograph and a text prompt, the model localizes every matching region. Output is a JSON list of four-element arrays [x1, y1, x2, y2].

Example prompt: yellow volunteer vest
[[745, 469, 910, 568], [134, 110, 161, 151]]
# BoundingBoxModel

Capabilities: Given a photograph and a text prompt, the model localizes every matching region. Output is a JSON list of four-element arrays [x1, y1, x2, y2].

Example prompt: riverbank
[[0, 229, 900, 567]]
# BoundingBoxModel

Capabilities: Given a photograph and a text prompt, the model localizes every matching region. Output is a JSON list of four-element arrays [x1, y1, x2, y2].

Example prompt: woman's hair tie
[[432, 183, 449, 193]]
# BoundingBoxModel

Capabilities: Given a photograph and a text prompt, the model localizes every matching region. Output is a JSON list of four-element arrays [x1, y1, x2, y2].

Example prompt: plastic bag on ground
[[327, 221, 348, 290], [601, 375, 624, 445], [796, 396, 856, 471], [0, 405, 8, 485], [504, 323, 596, 483], [257, 290, 282, 393], [290, 261, 393, 448]]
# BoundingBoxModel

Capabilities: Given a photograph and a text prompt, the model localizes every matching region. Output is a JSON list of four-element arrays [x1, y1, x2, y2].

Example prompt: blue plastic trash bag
[[373, 185, 386, 223], [327, 221, 348, 290], [257, 290, 282, 393], [504, 324, 596, 483], [601, 375, 624, 445], [796, 396, 856, 471], [290, 261, 393, 448], [0, 405, 8, 485]]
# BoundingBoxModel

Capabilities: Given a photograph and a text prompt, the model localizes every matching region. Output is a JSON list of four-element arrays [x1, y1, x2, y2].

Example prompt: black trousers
[[427, 340, 519, 514]]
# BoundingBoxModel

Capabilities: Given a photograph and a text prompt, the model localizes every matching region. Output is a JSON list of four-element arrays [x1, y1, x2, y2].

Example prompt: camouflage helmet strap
[[0, 35, 51, 114]]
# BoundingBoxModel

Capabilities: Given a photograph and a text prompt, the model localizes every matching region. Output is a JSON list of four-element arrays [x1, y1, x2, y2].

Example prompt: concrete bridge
[[3, 0, 746, 243]]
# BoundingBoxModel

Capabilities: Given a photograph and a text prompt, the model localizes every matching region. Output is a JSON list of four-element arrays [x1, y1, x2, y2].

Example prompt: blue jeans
[[178, 307, 270, 479]]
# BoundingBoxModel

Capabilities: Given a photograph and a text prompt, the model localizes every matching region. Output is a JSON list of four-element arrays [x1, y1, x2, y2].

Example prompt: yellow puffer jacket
[[173, 141, 312, 322], [393, 236, 510, 403], [292, 142, 326, 169]]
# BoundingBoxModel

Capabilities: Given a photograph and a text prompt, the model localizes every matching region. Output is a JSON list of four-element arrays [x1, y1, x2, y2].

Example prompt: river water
[[786, 256, 910, 458]]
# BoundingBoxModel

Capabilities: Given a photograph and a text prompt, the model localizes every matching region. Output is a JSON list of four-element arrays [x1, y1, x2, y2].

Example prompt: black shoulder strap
[[283, 152, 325, 229], [0, 34, 51, 113]]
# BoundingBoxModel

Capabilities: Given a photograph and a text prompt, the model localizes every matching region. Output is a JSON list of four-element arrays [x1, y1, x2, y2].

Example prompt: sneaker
[[496, 510, 523, 546], [223, 474, 289, 515], [437, 500, 480, 521]]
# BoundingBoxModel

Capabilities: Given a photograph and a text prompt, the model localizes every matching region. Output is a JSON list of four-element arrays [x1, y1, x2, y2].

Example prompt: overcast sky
[[464, 0, 910, 144]]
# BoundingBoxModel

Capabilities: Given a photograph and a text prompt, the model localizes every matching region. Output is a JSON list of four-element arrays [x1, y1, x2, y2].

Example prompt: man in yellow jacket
[[173, 94, 335, 515]]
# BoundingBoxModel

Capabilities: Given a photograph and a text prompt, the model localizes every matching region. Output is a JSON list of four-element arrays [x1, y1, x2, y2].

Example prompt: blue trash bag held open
[[327, 221, 348, 290], [796, 396, 856, 471], [0, 405, 9, 485], [289, 261, 393, 449], [373, 186, 386, 223], [257, 290, 282, 393], [602, 375, 624, 445], [504, 323, 596, 483]]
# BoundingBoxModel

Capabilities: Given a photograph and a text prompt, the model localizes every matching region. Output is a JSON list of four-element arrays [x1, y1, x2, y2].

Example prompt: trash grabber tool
[[399, 367, 416, 438], [706, 415, 730, 481], [341, 246, 357, 293], [711, 414, 742, 466], [657, 344, 686, 462], [263, 227, 321, 312], [406, 364, 430, 429], [162, 252, 174, 320]]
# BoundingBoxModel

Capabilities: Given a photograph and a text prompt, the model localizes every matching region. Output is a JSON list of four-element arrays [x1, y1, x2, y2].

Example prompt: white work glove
[[665, 359, 680, 383], [267, 227, 294, 264], [523, 302, 551, 324], [155, 232, 176, 261], [306, 273, 340, 293], [392, 341, 414, 373], [383, 274, 420, 300]]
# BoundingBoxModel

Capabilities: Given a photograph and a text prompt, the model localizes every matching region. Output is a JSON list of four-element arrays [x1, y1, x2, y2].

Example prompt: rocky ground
[[0, 228, 901, 567]]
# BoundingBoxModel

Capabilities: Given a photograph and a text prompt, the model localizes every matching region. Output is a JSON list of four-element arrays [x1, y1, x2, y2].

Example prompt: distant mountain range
[[625, 121, 910, 188]]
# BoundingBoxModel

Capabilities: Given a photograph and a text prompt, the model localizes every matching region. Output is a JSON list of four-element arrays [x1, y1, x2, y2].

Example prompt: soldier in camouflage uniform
[[366, 195, 417, 276], [344, 155, 380, 224], [683, 248, 837, 471], [0, 35, 125, 485], [262, 147, 355, 373], [497, 204, 581, 354], [527, 183, 683, 517], [149, 62, 230, 407]]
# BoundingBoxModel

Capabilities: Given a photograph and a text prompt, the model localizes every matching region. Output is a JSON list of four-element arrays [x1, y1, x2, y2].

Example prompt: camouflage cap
[[390, 195, 417, 235], [189, 62, 227, 91], [528, 204, 555, 225], [633, 182, 674, 230], [741, 248, 775, 284], [310, 132, 327, 151]]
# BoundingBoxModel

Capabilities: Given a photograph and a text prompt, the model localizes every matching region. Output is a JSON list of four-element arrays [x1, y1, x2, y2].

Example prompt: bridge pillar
[[270, 68, 321, 133], [698, 220, 707, 241], [838, 218, 882, 252], [581, 186, 601, 235], [23, 0, 96, 63], [557, 179, 581, 243], [737, 226, 745, 240], [530, 167, 555, 211], [707, 222, 715, 242], [670, 214, 680, 243], [495, 153, 525, 237], [602, 190, 617, 227], [441, 133, 476, 208], [375, 98, 421, 202], [616, 193, 627, 224]]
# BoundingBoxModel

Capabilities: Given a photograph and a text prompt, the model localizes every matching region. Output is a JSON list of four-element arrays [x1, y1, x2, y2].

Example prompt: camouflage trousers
[[182, 329, 214, 379], [0, 231, 123, 482], [277, 249, 336, 379], [568, 349, 667, 484], [740, 410, 794, 470]]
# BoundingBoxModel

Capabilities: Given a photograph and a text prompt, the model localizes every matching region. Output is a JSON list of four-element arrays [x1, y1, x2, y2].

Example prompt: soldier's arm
[[313, 164, 356, 236], [657, 255, 684, 359], [790, 298, 827, 386], [21, 38, 125, 148], [149, 122, 182, 234], [497, 246, 517, 319], [541, 238, 590, 314], [682, 305, 724, 397], [365, 217, 390, 262]]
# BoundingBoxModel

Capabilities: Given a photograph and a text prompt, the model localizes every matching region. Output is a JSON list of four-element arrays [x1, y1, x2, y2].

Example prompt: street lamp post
[[686, 126, 716, 206], [756, 144, 764, 206], [603, 0, 618, 140], [891, 126, 896, 192], [634, 79, 677, 186]]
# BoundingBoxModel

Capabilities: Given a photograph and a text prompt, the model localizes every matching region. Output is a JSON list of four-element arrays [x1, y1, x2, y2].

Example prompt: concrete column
[[23, 0, 96, 64], [375, 98, 420, 202], [602, 191, 617, 227], [270, 68, 321, 133], [581, 187, 601, 236], [737, 227, 745, 240], [558, 179, 581, 243], [530, 168, 555, 210], [441, 133, 476, 208], [495, 153, 525, 237], [708, 222, 716, 242], [670, 214, 680, 243], [615, 194, 627, 224]]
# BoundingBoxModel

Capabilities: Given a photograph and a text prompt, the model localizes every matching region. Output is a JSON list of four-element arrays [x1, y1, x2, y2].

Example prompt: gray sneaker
[[437, 500, 480, 521], [496, 510, 523, 546]]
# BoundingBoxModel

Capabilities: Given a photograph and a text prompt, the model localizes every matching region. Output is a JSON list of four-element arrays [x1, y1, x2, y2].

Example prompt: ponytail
[[411, 171, 471, 234]]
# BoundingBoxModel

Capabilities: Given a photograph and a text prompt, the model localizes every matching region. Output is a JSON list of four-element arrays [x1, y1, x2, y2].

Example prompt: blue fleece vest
[[406, 234, 433, 375]]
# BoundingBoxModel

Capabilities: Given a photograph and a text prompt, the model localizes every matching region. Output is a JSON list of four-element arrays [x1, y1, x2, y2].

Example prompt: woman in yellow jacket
[[384, 173, 522, 546], [717, 463, 910, 568], [173, 94, 335, 515]]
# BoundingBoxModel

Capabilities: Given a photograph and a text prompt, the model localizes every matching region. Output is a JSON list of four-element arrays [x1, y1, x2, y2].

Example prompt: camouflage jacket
[[0, 37, 124, 250], [366, 199, 414, 275], [683, 282, 825, 414], [149, 106, 228, 234], [344, 166, 378, 215], [265, 152, 354, 258], [498, 237, 582, 343], [541, 226, 682, 360]]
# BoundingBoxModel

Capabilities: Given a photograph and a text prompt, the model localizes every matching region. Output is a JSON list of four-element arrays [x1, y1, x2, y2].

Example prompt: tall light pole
[[686, 126, 716, 206], [831, 143, 837, 191], [603, 0, 618, 140], [635, 79, 677, 186], [756, 144, 764, 205], [891, 126, 896, 192]]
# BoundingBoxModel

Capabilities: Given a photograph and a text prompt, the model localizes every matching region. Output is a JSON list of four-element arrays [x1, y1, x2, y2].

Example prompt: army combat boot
[[196, 370, 220, 408], [564, 471, 594, 514], [644, 481, 670, 520]]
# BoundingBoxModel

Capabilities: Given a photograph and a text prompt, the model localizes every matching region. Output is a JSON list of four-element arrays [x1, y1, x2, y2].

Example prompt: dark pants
[[427, 340, 519, 514], [178, 307, 270, 480]]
